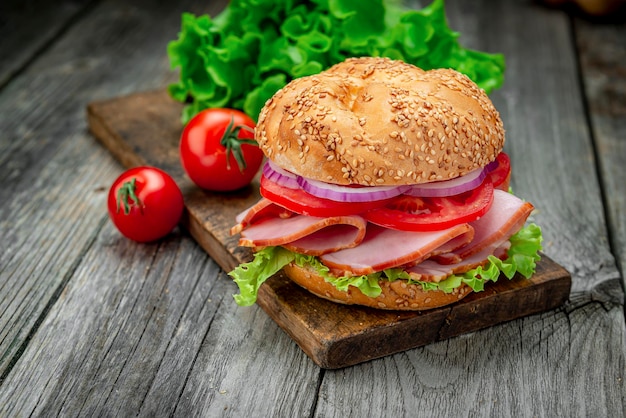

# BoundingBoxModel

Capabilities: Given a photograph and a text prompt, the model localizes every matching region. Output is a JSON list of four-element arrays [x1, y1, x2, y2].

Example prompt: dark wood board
[[86, 89, 572, 369]]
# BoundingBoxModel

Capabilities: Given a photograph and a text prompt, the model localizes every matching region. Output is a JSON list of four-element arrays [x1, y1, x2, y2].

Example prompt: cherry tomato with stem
[[107, 166, 184, 242], [180, 108, 263, 191]]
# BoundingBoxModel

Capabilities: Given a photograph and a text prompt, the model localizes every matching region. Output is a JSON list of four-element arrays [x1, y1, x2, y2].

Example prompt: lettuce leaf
[[168, 0, 505, 123], [229, 223, 543, 306], [293, 253, 385, 297], [228, 246, 295, 306], [403, 223, 542, 293]]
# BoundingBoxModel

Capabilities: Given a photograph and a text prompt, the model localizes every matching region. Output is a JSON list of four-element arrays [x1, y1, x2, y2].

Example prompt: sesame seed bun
[[283, 262, 472, 310], [256, 57, 505, 186]]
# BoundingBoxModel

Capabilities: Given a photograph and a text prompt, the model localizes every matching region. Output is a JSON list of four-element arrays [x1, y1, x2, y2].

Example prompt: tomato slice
[[260, 175, 393, 217], [363, 179, 494, 231], [489, 152, 511, 191]]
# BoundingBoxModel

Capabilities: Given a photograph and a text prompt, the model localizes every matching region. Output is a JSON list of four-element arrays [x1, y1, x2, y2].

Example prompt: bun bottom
[[283, 262, 473, 311]]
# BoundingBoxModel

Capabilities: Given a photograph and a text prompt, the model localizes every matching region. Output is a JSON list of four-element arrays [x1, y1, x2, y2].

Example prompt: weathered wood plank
[[0, 224, 319, 417], [315, 0, 626, 415], [575, 16, 626, 290], [0, 107, 117, 376], [0, 0, 320, 415], [319, 300, 624, 417], [0, 0, 226, 379], [0, 0, 95, 88], [457, 0, 622, 297], [0, 0, 624, 416]]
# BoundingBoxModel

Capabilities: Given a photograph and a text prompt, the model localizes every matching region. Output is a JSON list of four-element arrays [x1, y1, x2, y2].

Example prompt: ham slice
[[408, 241, 511, 282], [432, 190, 534, 264], [319, 223, 474, 276], [231, 198, 294, 235], [238, 214, 367, 256]]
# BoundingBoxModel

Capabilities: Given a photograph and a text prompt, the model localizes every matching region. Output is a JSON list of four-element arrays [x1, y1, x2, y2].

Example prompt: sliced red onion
[[297, 176, 405, 202], [404, 167, 487, 197], [262, 160, 300, 189], [263, 158, 487, 201], [485, 159, 499, 173]]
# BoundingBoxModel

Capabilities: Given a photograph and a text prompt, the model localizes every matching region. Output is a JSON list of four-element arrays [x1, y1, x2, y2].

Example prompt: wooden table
[[1, 0, 624, 415]]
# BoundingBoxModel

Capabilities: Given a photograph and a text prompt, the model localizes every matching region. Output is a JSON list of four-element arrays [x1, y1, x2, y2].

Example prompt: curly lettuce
[[229, 223, 543, 306], [230, 246, 295, 306], [168, 0, 505, 123]]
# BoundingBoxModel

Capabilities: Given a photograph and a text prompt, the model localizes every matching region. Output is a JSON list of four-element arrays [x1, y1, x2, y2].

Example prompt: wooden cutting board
[[87, 90, 572, 369]]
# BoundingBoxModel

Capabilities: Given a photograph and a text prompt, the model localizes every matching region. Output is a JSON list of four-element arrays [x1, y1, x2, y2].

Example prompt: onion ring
[[297, 176, 406, 203], [403, 168, 487, 197], [262, 160, 300, 189]]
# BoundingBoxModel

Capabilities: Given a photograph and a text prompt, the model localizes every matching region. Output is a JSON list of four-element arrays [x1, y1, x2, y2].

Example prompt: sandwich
[[229, 56, 542, 310]]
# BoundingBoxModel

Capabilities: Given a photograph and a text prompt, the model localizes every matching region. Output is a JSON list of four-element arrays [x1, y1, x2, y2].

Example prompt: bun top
[[255, 57, 505, 186]]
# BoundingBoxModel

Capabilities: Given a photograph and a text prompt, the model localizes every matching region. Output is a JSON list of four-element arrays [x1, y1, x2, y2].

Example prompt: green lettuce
[[168, 0, 505, 123], [410, 223, 543, 293], [230, 246, 295, 306], [229, 223, 543, 306]]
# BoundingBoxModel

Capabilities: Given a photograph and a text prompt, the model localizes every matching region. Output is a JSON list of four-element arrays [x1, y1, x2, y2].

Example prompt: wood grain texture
[[0, 0, 320, 415], [448, 0, 622, 298], [318, 301, 625, 417], [0, 0, 624, 415], [0, 0, 229, 380], [575, 16, 626, 290], [87, 88, 572, 368], [315, 0, 626, 414], [0, 0, 95, 88], [0, 225, 320, 417]]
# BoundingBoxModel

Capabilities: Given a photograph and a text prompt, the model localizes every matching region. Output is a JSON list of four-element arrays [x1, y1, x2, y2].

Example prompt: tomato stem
[[116, 178, 143, 215], [221, 115, 257, 171]]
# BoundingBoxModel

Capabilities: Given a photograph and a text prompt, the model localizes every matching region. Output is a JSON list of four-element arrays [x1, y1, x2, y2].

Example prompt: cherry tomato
[[180, 108, 264, 191], [488, 152, 511, 191], [107, 166, 184, 242], [363, 179, 494, 231], [259, 175, 393, 217]]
